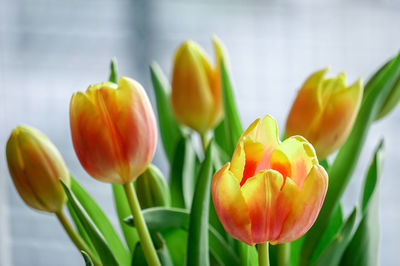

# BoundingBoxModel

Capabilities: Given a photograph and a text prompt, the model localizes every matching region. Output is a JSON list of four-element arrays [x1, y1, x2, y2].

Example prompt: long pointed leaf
[[169, 137, 198, 208], [62, 181, 119, 266], [216, 60, 243, 156], [150, 63, 184, 163], [340, 141, 384, 266], [70, 178, 130, 265]]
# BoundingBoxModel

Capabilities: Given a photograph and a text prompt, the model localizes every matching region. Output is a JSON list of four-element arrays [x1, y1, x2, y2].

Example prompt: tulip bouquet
[[5, 35, 400, 266]]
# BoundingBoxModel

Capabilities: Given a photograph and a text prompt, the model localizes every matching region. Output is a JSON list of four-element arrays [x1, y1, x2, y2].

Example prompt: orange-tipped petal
[[211, 163, 252, 245], [254, 115, 280, 171], [270, 136, 318, 189], [241, 170, 298, 243], [276, 165, 328, 243], [311, 78, 363, 158], [285, 68, 329, 138]]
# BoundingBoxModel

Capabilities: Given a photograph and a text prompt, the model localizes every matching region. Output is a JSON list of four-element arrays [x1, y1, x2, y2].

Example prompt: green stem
[[239, 241, 249, 266], [258, 242, 270, 266], [200, 132, 209, 152], [277, 243, 290, 266], [123, 182, 160, 266], [56, 211, 101, 266]]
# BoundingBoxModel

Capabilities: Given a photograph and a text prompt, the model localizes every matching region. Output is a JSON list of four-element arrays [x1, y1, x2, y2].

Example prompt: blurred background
[[1, 0, 399, 265]]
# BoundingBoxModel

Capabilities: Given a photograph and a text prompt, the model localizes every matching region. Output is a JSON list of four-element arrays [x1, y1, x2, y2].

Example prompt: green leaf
[[69, 177, 130, 265], [169, 136, 199, 209], [300, 53, 400, 266], [125, 207, 239, 266], [131, 232, 173, 266], [109, 57, 118, 83], [135, 164, 170, 209], [311, 205, 343, 264], [340, 141, 384, 266], [81, 251, 94, 266], [112, 184, 139, 253], [61, 181, 119, 266], [217, 60, 243, 156], [150, 63, 184, 163], [163, 229, 187, 266], [315, 208, 357, 266], [67, 201, 97, 257], [186, 140, 214, 266]]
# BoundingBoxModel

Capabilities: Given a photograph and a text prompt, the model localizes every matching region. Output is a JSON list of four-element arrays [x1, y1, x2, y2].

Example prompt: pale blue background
[[1, 0, 400, 265]]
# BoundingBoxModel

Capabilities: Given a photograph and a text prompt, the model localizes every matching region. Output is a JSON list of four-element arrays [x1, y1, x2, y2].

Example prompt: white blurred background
[[1, 0, 399, 265]]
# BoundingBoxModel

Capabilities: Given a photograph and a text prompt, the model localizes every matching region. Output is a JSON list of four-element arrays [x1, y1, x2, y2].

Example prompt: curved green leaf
[[300, 53, 400, 266], [216, 60, 243, 156], [187, 140, 214, 266], [109, 57, 118, 83], [169, 136, 199, 209], [340, 141, 384, 266], [69, 178, 129, 265], [315, 208, 357, 266], [150, 63, 184, 163], [81, 251, 94, 266], [62, 181, 119, 266], [132, 232, 173, 266]]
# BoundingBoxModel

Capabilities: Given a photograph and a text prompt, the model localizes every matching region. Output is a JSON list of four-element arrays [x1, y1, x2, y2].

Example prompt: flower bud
[[285, 68, 363, 159], [171, 36, 227, 133], [135, 164, 170, 209], [70, 77, 157, 184], [6, 125, 70, 213]]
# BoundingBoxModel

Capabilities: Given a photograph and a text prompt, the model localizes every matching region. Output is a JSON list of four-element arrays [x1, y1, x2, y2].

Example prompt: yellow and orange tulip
[[211, 116, 328, 245], [70, 77, 157, 184], [6, 125, 70, 213], [171, 36, 226, 133], [285, 68, 363, 159]]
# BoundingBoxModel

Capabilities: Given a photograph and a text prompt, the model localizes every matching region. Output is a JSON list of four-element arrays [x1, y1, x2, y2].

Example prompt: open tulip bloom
[[212, 115, 328, 246], [5, 37, 400, 266]]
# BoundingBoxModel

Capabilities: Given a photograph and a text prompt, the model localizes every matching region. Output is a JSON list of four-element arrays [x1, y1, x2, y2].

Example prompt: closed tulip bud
[[70, 77, 157, 184], [171, 36, 227, 133], [212, 116, 328, 245], [6, 125, 70, 213], [135, 164, 170, 209], [285, 68, 363, 159]]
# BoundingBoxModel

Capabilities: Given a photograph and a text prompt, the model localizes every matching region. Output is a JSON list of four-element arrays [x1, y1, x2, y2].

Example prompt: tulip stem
[[123, 182, 161, 266], [200, 132, 209, 151], [55, 210, 101, 266], [277, 243, 290, 266], [258, 242, 270, 266]]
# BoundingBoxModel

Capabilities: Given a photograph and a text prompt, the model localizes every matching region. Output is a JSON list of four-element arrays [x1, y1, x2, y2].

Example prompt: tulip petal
[[276, 165, 328, 243], [311, 78, 363, 158], [270, 136, 318, 189], [285, 68, 329, 138], [241, 170, 299, 243], [212, 163, 252, 245], [70, 91, 122, 184]]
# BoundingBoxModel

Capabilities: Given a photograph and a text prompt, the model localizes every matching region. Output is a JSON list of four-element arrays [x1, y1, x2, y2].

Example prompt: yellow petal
[[276, 165, 328, 243], [270, 136, 318, 189], [211, 163, 253, 245], [241, 170, 299, 243]]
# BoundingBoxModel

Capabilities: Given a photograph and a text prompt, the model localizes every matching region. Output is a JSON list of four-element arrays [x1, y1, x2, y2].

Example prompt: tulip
[[170, 36, 226, 133], [6, 125, 70, 213], [70, 77, 157, 184], [211, 115, 328, 245], [285, 68, 363, 159]]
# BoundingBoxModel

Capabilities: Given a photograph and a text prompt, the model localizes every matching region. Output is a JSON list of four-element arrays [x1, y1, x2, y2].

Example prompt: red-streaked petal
[[70, 91, 123, 183], [241, 170, 299, 243], [212, 163, 253, 245], [270, 136, 318, 189], [276, 165, 328, 243]]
